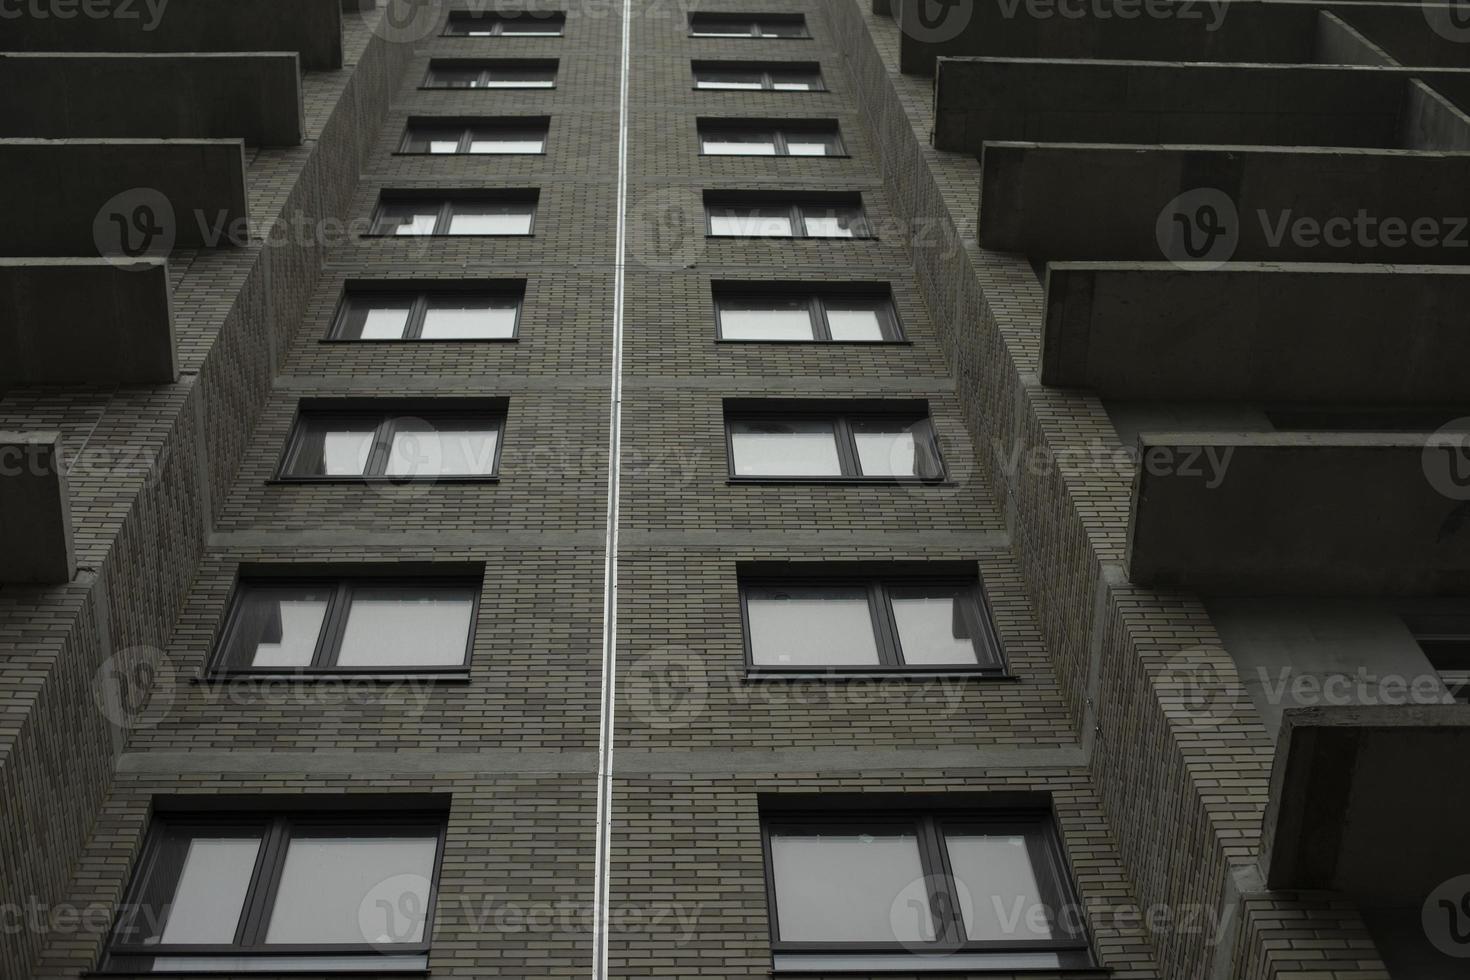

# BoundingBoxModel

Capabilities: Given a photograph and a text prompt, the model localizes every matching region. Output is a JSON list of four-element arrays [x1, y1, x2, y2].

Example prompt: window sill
[[418, 86, 557, 91], [772, 952, 1104, 974], [91, 953, 431, 976], [726, 476, 949, 486], [267, 477, 501, 485], [700, 153, 852, 160], [197, 672, 471, 684], [746, 669, 1013, 682], [706, 234, 878, 242], [318, 337, 519, 344], [715, 338, 911, 346], [392, 151, 547, 157], [688, 34, 813, 40], [693, 87, 829, 93], [358, 234, 534, 239]]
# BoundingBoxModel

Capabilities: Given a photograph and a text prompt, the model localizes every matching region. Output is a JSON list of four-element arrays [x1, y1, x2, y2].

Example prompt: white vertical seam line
[[593, 0, 633, 975]]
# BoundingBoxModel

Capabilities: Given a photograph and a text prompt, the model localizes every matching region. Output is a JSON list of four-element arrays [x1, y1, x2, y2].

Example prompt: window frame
[[739, 574, 1006, 677], [759, 803, 1094, 972], [368, 196, 537, 237], [103, 810, 448, 972], [442, 10, 567, 36], [692, 61, 826, 91], [398, 118, 549, 156], [208, 574, 482, 677], [724, 404, 944, 483], [275, 403, 508, 482], [698, 120, 846, 157], [705, 198, 872, 239], [713, 287, 902, 343], [1403, 611, 1470, 702], [421, 59, 558, 89], [688, 12, 810, 38], [326, 287, 524, 343]]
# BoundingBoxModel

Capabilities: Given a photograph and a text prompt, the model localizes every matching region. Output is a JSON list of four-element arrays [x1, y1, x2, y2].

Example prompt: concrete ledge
[[0, 53, 303, 145], [1336, 3, 1470, 69], [1263, 704, 1470, 904], [1, 0, 342, 70], [1042, 262, 1470, 402], [1125, 432, 1470, 594], [0, 139, 248, 257], [932, 59, 1470, 152], [0, 259, 175, 388], [979, 142, 1470, 263], [0, 432, 75, 584]]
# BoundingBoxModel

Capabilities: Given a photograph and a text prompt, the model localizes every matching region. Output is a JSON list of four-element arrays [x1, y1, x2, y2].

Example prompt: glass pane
[[747, 587, 879, 666], [852, 421, 930, 477], [374, 205, 439, 236], [481, 70, 555, 87], [760, 19, 808, 37], [264, 836, 438, 945], [771, 73, 820, 91], [891, 589, 981, 665], [468, 133, 545, 153], [447, 205, 533, 235], [338, 588, 475, 667], [402, 128, 461, 153], [709, 208, 793, 237], [803, 207, 864, 238], [426, 68, 480, 88], [499, 15, 564, 34], [770, 832, 928, 942], [824, 303, 888, 341], [718, 299, 814, 340], [696, 71, 763, 89], [385, 422, 500, 477], [421, 298, 518, 339], [691, 17, 755, 36], [786, 139, 834, 157], [227, 589, 331, 668], [158, 837, 262, 944], [946, 834, 1053, 942], [730, 419, 840, 475], [429, 140, 460, 154], [339, 302, 412, 341], [702, 133, 778, 156], [286, 419, 378, 477]]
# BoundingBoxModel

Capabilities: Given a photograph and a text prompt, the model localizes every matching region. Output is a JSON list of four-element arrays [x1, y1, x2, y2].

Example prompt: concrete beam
[[932, 59, 1470, 152], [0, 432, 75, 585], [1335, 3, 1470, 69], [1262, 704, 1470, 904], [0, 53, 303, 146], [0, 139, 248, 257], [1042, 262, 1470, 402], [979, 142, 1470, 263], [0, 0, 342, 70], [1125, 432, 1470, 594], [0, 259, 175, 389]]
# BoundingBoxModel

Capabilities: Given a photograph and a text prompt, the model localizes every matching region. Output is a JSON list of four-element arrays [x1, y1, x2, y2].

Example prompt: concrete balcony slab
[[0, 432, 74, 585]]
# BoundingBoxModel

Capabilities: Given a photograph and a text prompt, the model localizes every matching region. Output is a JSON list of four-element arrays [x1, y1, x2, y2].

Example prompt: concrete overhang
[[979, 141, 1470, 263], [1042, 262, 1470, 402], [0, 259, 175, 389], [932, 59, 1470, 151], [1, 0, 342, 70], [1330, 2, 1470, 69], [0, 53, 304, 146], [0, 139, 248, 257], [1262, 704, 1470, 903], [0, 432, 75, 585], [1125, 432, 1470, 594]]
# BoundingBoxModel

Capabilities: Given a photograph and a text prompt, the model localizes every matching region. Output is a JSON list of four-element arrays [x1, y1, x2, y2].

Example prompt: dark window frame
[[421, 59, 559, 89], [724, 403, 945, 483], [692, 61, 826, 91], [368, 196, 538, 237], [398, 118, 549, 156], [1404, 610, 1470, 703], [759, 803, 1094, 971], [209, 573, 483, 677], [443, 10, 567, 35], [102, 809, 448, 972], [713, 286, 902, 343], [326, 286, 524, 343], [688, 12, 810, 37], [740, 573, 1006, 677], [706, 199, 872, 239], [275, 402, 508, 482], [698, 119, 846, 157]]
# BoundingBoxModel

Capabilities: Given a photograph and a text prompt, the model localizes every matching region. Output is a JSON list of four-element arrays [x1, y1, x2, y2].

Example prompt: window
[[690, 12, 808, 37], [761, 800, 1093, 972], [370, 195, 536, 236], [693, 61, 824, 91], [715, 286, 900, 342], [444, 10, 566, 35], [1405, 612, 1470, 702], [330, 287, 522, 341], [742, 572, 1003, 675], [401, 118, 548, 154], [211, 573, 478, 674], [706, 194, 870, 238], [103, 807, 447, 974], [423, 59, 557, 88], [726, 402, 943, 480], [278, 403, 506, 481], [699, 120, 844, 156]]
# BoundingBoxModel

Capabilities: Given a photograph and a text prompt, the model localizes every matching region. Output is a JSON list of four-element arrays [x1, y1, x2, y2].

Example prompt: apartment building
[[0, 0, 1466, 977]]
